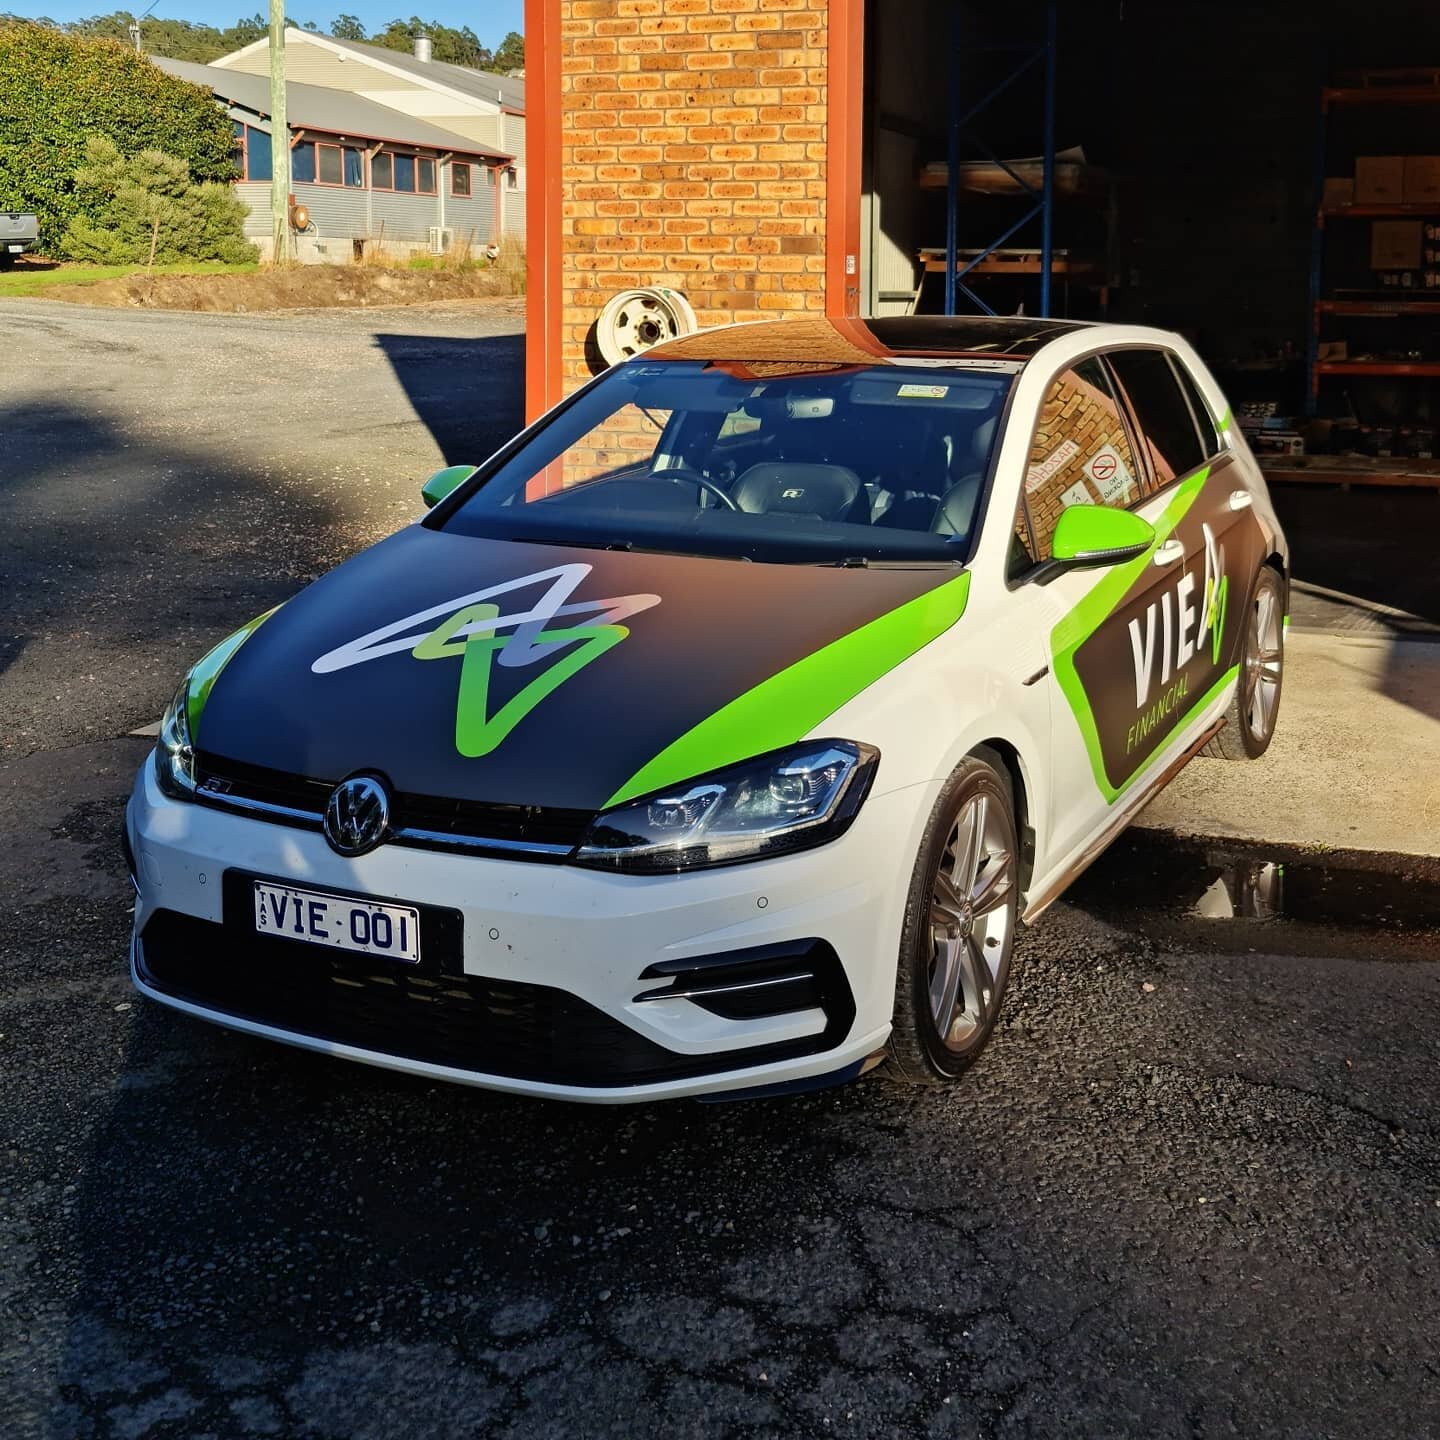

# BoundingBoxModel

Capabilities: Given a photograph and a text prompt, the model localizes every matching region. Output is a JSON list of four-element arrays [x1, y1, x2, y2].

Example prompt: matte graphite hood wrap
[[195, 526, 970, 811]]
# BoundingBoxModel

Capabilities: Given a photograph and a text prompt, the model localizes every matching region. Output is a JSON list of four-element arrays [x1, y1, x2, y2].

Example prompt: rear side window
[[1172, 358, 1221, 457], [1108, 350, 1206, 489], [1020, 358, 1143, 563]]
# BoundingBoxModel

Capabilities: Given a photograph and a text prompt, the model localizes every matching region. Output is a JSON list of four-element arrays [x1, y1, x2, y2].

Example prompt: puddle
[[1069, 832, 1440, 959]]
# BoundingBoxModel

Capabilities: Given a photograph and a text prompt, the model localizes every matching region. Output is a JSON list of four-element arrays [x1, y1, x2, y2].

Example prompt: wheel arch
[[968, 737, 1036, 903]]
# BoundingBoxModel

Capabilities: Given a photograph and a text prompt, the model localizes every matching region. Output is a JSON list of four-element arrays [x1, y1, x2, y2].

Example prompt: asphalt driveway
[[2, 301, 1437, 1440]]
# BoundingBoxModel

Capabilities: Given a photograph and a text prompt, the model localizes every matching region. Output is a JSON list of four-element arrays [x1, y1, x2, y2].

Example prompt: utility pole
[[268, 0, 290, 264]]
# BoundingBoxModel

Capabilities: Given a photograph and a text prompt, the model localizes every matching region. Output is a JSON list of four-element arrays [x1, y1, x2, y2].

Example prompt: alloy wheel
[[1245, 584, 1283, 743], [928, 792, 1016, 1052]]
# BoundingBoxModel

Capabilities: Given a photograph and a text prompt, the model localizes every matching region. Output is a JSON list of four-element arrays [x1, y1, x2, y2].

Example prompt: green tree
[[492, 29, 523, 73], [62, 134, 256, 264], [370, 16, 490, 68], [330, 12, 365, 39], [0, 24, 236, 254]]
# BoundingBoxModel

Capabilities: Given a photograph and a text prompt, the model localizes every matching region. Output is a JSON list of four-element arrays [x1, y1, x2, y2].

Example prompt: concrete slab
[[1137, 632, 1440, 858]]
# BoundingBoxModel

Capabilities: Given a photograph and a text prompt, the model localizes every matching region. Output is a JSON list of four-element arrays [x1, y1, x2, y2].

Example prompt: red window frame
[[451, 161, 472, 198]]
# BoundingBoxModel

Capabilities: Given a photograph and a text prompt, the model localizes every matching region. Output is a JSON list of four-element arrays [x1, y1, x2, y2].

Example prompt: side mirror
[[1050, 504, 1155, 567], [421, 464, 478, 509]]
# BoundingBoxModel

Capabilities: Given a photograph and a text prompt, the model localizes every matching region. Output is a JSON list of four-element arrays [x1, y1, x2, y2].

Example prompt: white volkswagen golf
[[126, 316, 1287, 1102]]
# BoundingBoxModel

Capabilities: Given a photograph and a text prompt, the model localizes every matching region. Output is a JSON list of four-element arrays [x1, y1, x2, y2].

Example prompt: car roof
[[644, 315, 1094, 368]]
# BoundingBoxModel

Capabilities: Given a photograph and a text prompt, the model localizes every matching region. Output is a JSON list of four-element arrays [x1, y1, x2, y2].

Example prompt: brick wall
[[559, 0, 831, 390]]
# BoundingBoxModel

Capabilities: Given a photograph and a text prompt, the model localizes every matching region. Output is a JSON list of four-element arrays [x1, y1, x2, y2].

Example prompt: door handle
[[1151, 538, 1184, 567], [1229, 489, 1253, 511]]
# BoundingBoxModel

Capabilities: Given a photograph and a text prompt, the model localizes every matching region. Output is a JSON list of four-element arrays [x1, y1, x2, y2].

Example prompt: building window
[[371, 150, 437, 194], [231, 120, 245, 177], [506, 166, 518, 189], [344, 147, 363, 187], [291, 141, 316, 185], [451, 162, 472, 197], [485, 166, 496, 186], [317, 144, 342, 185], [245, 125, 271, 183]]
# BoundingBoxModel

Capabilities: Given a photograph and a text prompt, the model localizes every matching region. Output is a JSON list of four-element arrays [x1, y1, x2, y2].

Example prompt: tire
[[1201, 565, 1284, 761], [884, 749, 1020, 1087]]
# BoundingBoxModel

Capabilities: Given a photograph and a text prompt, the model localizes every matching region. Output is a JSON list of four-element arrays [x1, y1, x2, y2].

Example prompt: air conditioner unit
[[428, 226, 453, 255]]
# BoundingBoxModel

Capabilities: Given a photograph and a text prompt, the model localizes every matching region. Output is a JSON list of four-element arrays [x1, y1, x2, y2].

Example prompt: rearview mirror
[[421, 464, 478, 509], [1050, 505, 1155, 567]]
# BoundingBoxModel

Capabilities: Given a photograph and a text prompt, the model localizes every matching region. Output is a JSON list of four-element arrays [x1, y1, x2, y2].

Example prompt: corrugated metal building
[[155, 48, 521, 262]]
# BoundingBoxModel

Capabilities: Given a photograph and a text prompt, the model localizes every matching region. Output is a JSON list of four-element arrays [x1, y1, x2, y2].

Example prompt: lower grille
[[137, 901, 843, 1088]]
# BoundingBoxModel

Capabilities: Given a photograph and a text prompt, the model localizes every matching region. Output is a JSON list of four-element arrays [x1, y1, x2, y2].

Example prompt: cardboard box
[[1321, 176, 1355, 209], [1404, 156, 1440, 205], [1355, 155, 1407, 205], [1372, 220, 1423, 270]]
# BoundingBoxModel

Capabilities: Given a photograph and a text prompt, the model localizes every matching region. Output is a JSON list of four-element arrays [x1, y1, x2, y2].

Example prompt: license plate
[[6, 245, 22, 254], [252, 880, 421, 963]]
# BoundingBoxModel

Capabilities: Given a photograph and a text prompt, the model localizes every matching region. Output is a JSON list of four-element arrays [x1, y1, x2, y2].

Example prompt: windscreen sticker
[[1085, 444, 1135, 504], [896, 383, 949, 399], [1025, 438, 1080, 492], [1059, 480, 1094, 509]]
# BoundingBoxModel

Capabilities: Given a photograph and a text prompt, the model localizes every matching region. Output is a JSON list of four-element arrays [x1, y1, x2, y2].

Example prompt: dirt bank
[[43, 265, 520, 312]]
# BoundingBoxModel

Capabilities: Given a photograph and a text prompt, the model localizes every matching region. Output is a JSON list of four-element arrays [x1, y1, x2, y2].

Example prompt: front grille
[[137, 890, 843, 1088], [194, 751, 591, 861]]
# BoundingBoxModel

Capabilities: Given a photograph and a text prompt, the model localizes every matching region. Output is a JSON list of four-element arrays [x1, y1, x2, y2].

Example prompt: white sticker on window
[[896, 383, 948, 399], [1085, 444, 1134, 504], [1025, 438, 1080, 492], [1059, 480, 1094, 509]]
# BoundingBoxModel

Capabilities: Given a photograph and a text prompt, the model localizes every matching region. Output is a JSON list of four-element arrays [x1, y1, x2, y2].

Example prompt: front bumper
[[125, 757, 932, 1102]]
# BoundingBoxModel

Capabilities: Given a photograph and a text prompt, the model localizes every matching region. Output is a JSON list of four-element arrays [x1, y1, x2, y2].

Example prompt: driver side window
[[1018, 358, 1141, 563]]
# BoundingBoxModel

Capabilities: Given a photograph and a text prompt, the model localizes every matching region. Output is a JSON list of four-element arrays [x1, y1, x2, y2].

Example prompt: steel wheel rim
[[927, 792, 1015, 1051], [1244, 585, 1283, 740]]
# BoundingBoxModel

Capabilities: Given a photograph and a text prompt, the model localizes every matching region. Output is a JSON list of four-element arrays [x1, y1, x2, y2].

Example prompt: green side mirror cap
[[421, 464, 478, 509], [1051, 504, 1156, 567]]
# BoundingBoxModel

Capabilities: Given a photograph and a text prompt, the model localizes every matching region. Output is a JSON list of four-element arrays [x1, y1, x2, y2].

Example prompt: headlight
[[573, 740, 878, 874], [154, 680, 197, 798]]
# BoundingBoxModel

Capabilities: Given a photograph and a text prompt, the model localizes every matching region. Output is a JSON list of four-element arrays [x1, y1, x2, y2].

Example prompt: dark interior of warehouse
[[865, 0, 1440, 491]]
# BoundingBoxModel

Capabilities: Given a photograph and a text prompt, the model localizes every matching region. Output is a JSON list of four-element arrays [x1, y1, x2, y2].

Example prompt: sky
[[6, 1, 524, 44]]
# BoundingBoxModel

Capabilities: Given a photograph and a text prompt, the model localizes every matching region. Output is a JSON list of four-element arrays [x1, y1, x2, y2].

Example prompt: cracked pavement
[[3, 302, 1439, 1440]]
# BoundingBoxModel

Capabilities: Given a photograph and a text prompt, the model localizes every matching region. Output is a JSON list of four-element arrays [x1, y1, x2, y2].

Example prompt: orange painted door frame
[[825, 0, 865, 320], [524, 0, 563, 423]]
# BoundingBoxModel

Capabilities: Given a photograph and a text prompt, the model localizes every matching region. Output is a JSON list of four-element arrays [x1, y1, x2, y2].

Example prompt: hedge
[[0, 24, 236, 257]]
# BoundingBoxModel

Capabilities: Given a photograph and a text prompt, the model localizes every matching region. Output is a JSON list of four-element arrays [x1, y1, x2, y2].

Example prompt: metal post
[[1040, 0, 1056, 317], [268, 0, 290, 265], [944, 7, 961, 316]]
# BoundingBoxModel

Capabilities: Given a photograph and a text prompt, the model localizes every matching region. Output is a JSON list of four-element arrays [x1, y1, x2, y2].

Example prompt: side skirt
[[1021, 714, 1226, 924]]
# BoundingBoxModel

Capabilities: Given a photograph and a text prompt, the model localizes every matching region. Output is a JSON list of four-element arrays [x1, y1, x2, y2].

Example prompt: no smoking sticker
[[1085, 444, 1134, 503]]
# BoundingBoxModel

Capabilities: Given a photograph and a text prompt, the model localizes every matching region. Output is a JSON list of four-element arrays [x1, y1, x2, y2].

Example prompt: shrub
[[61, 136, 257, 266], [0, 23, 235, 254]]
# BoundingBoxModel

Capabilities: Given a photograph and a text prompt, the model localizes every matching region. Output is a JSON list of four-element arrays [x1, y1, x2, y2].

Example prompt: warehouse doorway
[[857, 0, 1440, 604]]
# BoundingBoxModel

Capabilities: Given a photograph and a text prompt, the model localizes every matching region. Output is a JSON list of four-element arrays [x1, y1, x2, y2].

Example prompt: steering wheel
[[640, 467, 739, 512]]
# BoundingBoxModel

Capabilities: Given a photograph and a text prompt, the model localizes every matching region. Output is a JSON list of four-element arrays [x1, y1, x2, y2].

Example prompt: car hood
[[195, 526, 971, 811]]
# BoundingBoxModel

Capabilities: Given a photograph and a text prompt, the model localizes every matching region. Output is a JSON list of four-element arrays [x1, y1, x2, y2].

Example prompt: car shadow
[[372, 330, 527, 471]]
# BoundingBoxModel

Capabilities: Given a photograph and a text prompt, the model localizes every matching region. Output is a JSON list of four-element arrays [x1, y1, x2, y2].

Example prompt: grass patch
[[0, 259, 258, 298]]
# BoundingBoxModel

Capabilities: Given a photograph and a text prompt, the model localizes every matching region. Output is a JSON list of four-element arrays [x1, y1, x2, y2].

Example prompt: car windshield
[[441, 359, 1013, 563]]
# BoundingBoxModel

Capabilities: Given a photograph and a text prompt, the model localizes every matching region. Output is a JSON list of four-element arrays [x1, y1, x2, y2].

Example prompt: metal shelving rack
[[1305, 73, 1440, 415], [938, 0, 1057, 317]]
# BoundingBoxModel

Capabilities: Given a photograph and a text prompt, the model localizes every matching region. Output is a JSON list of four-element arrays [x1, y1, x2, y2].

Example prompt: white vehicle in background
[[0, 211, 39, 266], [126, 315, 1287, 1102]]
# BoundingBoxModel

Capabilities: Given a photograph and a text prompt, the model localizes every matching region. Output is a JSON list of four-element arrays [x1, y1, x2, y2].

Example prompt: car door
[[1010, 354, 1202, 867], [1107, 347, 1268, 717]]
